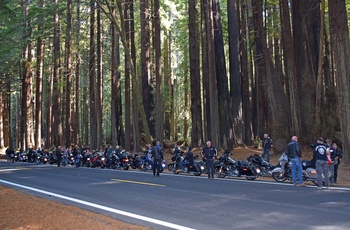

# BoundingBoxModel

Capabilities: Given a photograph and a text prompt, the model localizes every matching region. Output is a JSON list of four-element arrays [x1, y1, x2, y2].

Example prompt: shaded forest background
[[0, 0, 349, 163]]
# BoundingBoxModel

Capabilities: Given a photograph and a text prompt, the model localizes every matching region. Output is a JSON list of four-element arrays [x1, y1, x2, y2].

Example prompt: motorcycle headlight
[[87, 158, 90, 161], [200, 166, 205, 170], [162, 163, 166, 168], [101, 157, 105, 161], [256, 168, 261, 173]]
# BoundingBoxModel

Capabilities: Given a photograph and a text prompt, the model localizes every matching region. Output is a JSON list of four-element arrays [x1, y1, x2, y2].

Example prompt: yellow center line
[[111, 179, 166, 187]]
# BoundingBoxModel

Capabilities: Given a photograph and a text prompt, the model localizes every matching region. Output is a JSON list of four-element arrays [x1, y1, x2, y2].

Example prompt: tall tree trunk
[[328, 0, 350, 163], [73, 0, 81, 146], [153, 0, 163, 143], [163, 34, 172, 140], [0, 88, 3, 148], [96, 5, 103, 146], [52, 0, 62, 146], [189, 0, 203, 148], [292, 0, 316, 138], [239, 0, 252, 145], [140, 0, 154, 137], [227, 0, 241, 147], [65, 0, 72, 147], [280, 0, 301, 136], [111, 6, 120, 148], [35, 0, 45, 149], [45, 71, 53, 148], [3, 78, 11, 148], [213, 0, 234, 149], [252, 0, 290, 150], [315, 0, 325, 129], [202, 0, 220, 147], [89, 0, 97, 150], [123, 0, 131, 148]]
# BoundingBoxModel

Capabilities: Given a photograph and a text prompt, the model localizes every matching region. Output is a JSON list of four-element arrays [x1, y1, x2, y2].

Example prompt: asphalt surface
[[1, 161, 350, 230]]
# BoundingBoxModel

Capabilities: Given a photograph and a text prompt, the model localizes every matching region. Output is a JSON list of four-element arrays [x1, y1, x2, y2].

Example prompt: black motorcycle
[[215, 151, 259, 180], [168, 152, 202, 176], [247, 154, 273, 177]]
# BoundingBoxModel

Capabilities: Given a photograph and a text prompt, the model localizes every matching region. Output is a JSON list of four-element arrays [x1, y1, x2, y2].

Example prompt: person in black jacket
[[329, 142, 342, 184], [152, 141, 164, 176], [180, 147, 194, 170], [262, 134, 272, 162], [312, 137, 329, 189], [201, 141, 217, 179], [285, 136, 306, 186]]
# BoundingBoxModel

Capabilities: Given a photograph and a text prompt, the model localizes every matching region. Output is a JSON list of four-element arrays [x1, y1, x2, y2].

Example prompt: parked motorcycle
[[17, 152, 28, 162], [129, 153, 142, 170], [247, 154, 273, 177], [168, 152, 203, 176], [110, 150, 130, 170], [40, 152, 50, 164], [214, 151, 259, 180], [271, 153, 318, 184], [91, 155, 107, 168]]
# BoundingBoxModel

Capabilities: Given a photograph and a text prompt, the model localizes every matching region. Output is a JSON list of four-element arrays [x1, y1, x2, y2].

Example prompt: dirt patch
[[0, 185, 150, 230], [1, 146, 349, 229]]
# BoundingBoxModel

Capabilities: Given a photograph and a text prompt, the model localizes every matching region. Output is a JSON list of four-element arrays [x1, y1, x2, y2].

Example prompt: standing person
[[262, 134, 272, 162], [285, 136, 306, 186], [56, 146, 62, 167], [330, 143, 342, 184], [5, 147, 14, 162], [312, 137, 329, 189], [201, 141, 217, 179], [152, 141, 164, 176]]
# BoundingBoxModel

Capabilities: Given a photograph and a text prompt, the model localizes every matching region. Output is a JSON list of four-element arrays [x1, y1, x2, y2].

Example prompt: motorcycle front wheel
[[168, 163, 174, 172], [272, 171, 287, 182], [214, 167, 226, 178]]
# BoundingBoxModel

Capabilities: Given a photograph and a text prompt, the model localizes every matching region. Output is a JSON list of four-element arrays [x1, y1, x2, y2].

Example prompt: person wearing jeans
[[286, 136, 306, 186]]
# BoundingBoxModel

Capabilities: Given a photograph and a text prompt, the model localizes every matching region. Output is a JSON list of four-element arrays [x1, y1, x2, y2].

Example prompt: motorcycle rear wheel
[[272, 171, 287, 182]]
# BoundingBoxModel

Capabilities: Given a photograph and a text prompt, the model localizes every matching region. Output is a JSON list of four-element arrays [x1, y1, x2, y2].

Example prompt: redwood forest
[[0, 0, 349, 162]]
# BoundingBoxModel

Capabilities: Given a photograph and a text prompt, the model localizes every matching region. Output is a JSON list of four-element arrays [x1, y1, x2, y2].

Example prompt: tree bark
[[189, 0, 203, 148], [89, 0, 97, 150], [328, 0, 350, 163], [35, 0, 45, 149], [140, 0, 154, 137], [252, 0, 290, 150], [73, 0, 81, 145], [227, 0, 241, 147], [52, 0, 63, 146], [96, 5, 103, 147], [202, 0, 220, 147], [280, 0, 301, 136], [153, 0, 163, 143], [65, 0, 72, 147]]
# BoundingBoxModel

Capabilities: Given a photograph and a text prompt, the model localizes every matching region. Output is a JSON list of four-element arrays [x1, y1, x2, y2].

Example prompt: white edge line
[[0, 169, 21, 172], [0, 179, 196, 230]]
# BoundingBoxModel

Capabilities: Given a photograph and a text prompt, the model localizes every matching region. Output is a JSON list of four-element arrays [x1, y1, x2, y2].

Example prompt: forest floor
[[1, 146, 349, 230]]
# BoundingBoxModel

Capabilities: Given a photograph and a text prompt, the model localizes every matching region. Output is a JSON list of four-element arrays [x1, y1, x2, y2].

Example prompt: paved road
[[1, 161, 350, 230]]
